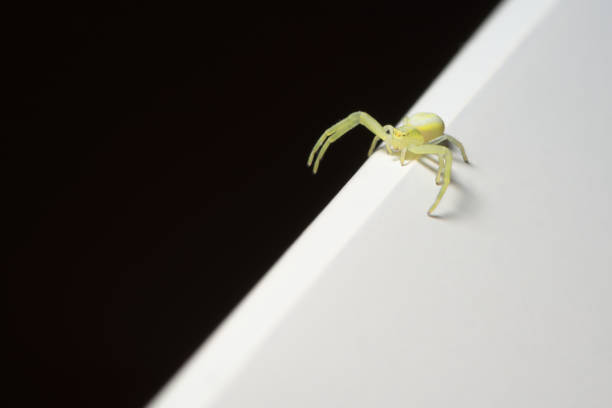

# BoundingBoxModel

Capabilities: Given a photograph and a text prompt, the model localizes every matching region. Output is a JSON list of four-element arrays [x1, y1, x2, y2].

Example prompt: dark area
[[6, 2, 500, 407]]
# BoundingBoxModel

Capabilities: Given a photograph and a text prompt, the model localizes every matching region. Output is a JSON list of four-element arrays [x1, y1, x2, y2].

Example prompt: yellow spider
[[307, 111, 469, 215]]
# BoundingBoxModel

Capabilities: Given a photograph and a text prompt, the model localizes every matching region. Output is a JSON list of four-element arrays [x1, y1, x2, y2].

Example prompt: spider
[[307, 111, 469, 215]]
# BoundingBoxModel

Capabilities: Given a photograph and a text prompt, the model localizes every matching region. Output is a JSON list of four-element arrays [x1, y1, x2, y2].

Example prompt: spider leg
[[368, 136, 393, 156], [428, 134, 469, 163], [435, 154, 445, 185], [408, 144, 452, 215], [308, 111, 387, 173], [312, 128, 357, 174], [368, 136, 381, 157], [400, 147, 408, 165]]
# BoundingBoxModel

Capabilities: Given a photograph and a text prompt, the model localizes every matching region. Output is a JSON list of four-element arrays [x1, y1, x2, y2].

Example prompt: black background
[[7, 2, 499, 407]]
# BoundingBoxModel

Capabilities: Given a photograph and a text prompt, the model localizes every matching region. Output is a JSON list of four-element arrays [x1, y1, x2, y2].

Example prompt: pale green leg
[[428, 134, 467, 185], [434, 154, 445, 185], [308, 111, 387, 173], [429, 134, 469, 163], [311, 121, 356, 174], [307, 119, 354, 168], [400, 148, 407, 165], [368, 136, 392, 156], [408, 144, 452, 215], [368, 136, 385, 156]]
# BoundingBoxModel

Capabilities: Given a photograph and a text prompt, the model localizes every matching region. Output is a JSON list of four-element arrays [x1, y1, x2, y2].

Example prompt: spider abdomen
[[403, 112, 445, 141]]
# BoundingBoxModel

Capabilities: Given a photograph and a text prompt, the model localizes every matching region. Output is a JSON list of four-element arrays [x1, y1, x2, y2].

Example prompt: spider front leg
[[408, 144, 452, 215], [368, 135, 392, 157], [308, 111, 387, 173]]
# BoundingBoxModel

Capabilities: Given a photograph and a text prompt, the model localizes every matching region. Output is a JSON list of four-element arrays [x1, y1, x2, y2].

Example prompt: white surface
[[146, 0, 612, 406], [213, 1, 612, 405], [210, 0, 612, 405]]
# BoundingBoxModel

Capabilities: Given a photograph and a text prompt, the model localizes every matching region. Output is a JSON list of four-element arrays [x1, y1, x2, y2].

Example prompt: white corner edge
[[147, 1, 560, 407]]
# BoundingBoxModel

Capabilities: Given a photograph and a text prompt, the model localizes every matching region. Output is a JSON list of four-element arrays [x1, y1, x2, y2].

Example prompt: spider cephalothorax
[[307, 111, 469, 215]]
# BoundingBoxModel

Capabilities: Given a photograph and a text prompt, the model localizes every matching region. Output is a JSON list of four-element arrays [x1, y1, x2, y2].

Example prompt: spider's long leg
[[308, 111, 387, 173], [312, 128, 351, 174], [408, 144, 452, 215], [368, 136, 379, 157], [435, 154, 445, 185], [368, 135, 393, 156], [428, 134, 469, 163]]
